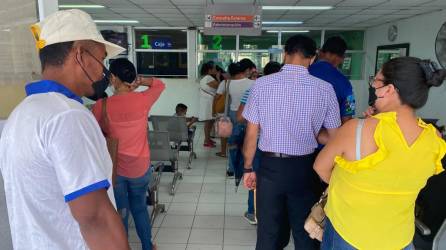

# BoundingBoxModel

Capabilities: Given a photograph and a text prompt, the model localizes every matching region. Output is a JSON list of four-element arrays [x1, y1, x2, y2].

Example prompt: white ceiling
[[59, 0, 446, 28]]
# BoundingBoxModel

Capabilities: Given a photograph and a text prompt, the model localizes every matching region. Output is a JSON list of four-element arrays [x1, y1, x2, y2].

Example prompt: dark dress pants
[[255, 153, 319, 250]]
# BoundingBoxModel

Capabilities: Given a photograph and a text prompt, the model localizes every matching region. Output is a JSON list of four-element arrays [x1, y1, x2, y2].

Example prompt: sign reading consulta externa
[[204, 4, 262, 36]]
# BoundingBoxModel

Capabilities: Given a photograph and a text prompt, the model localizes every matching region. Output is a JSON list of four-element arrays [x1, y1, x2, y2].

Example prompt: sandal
[[215, 152, 227, 158], [203, 142, 216, 148]]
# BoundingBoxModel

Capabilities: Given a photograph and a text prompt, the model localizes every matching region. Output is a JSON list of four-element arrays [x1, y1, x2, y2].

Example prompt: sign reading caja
[[139, 35, 173, 49]]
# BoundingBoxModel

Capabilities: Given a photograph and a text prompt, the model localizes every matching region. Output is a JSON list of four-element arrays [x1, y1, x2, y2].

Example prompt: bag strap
[[223, 80, 231, 115], [200, 88, 215, 97], [101, 97, 110, 136], [355, 119, 365, 161]]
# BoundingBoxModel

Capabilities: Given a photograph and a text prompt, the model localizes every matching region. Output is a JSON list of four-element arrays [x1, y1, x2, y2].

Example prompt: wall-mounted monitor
[[101, 30, 128, 56]]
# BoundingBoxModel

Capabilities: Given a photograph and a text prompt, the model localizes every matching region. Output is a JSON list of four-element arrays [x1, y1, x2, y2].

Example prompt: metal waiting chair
[[414, 157, 446, 250], [433, 219, 446, 250], [150, 115, 197, 169], [148, 130, 182, 195], [147, 162, 165, 224], [415, 218, 446, 250]]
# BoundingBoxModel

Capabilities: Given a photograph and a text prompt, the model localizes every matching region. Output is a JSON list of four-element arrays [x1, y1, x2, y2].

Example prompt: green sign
[[212, 35, 223, 50], [140, 34, 152, 49]]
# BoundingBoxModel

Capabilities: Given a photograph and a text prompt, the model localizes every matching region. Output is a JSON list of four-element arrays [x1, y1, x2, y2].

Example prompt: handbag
[[212, 80, 228, 115], [304, 119, 365, 241], [100, 97, 119, 185], [214, 80, 233, 138], [304, 189, 328, 241]]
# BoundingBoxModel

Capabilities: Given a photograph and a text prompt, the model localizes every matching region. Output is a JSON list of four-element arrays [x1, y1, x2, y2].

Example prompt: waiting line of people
[[240, 37, 446, 250], [197, 33, 446, 250]]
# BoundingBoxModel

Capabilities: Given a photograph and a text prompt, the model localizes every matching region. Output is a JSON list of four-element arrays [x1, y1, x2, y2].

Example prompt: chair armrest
[[416, 218, 432, 236], [149, 163, 164, 192], [152, 162, 164, 172]]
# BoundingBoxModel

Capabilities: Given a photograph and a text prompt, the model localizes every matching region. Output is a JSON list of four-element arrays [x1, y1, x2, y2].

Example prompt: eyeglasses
[[84, 50, 112, 79], [369, 77, 387, 90]]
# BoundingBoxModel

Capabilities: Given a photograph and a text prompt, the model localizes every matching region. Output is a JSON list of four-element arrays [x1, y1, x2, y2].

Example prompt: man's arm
[[242, 121, 259, 189], [317, 127, 339, 145], [45, 111, 130, 249], [341, 116, 353, 124], [319, 85, 341, 145], [243, 121, 259, 168], [69, 190, 130, 250]]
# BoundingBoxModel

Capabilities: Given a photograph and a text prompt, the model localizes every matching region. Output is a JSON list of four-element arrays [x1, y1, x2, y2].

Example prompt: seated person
[[174, 104, 198, 150], [174, 103, 198, 130]]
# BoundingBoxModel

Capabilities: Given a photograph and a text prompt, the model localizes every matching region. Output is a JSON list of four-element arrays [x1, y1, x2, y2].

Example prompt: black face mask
[[368, 86, 378, 106], [76, 50, 111, 101], [86, 68, 111, 101]]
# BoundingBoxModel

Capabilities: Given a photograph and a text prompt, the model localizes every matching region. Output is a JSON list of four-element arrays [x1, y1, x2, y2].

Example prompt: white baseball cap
[[30, 9, 125, 59]]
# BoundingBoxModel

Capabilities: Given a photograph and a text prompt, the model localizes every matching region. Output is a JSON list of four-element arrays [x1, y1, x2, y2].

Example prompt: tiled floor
[[128, 125, 295, 250]]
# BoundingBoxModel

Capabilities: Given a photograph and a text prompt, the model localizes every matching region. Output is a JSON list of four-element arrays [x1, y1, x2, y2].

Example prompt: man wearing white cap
[[0, 9, 130, 250]]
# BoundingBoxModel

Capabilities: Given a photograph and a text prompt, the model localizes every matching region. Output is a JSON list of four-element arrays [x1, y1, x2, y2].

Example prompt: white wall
[[83, 78, 201, 117], [364, 9, 446, 126], [351, 79, 369, 117], [150, 78, 200, 117]]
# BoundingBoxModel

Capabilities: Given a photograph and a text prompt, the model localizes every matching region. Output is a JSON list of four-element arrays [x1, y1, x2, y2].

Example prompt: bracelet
[[243, 168, 253, 173]]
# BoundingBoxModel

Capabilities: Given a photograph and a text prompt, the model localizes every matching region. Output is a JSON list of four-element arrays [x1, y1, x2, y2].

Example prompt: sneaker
[[226, 171, 234, 178], [243, 211, 257, 225]]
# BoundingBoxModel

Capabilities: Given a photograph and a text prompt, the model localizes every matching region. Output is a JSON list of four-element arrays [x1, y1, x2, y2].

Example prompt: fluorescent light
[[262, 21, 303, 25], [59, 4, 105, 9], [94, 20, 139, 24], [267, 30, 310, 33], [263, 6, 333, 10]]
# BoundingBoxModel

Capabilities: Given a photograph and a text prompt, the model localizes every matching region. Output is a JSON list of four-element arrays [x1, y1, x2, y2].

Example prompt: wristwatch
[[243, 167, 253, 173]]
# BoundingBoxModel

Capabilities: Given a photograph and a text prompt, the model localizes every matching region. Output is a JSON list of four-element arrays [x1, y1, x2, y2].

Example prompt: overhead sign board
[[204, 4, 262, 36]]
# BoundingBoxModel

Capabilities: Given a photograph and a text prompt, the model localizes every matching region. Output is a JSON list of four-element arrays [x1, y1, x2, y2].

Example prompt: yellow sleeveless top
[[325, 112, 446, 250]]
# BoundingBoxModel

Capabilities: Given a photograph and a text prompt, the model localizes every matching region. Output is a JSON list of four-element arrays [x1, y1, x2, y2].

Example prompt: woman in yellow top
[[314, 57, 446, 250]]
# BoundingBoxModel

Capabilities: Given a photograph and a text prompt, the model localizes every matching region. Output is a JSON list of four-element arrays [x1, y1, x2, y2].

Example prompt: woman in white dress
[[199, 61, 220, 147]]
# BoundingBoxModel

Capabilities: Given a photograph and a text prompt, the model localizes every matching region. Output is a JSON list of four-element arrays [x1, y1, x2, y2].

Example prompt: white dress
[[198, 75, 217, 121]]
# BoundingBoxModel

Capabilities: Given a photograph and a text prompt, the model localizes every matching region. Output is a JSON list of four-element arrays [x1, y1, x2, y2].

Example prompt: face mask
[[77, 50, 111, 101], [86, 68, 111, 101]]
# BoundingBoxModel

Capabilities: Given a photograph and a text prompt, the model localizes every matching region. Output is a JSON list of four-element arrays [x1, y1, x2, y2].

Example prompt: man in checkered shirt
[[242, 35, 341, 250]]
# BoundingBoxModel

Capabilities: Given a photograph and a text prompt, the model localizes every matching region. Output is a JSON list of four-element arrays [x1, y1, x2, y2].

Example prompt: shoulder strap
[[355, 119, 365, 161], [224, 80, 231, 115], [101, 97, 110, 135]]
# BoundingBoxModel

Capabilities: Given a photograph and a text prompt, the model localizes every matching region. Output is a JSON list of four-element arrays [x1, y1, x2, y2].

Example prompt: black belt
[[262, 152, 310, 158]]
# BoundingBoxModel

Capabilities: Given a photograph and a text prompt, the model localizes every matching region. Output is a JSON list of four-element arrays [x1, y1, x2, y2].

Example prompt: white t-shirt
[[199, 75, 217, 99], [217, 78, 254, 111], [0, 92, 114, 250]]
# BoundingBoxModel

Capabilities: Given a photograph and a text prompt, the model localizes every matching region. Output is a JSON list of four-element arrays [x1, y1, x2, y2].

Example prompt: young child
[[175, 103, 198, 129]]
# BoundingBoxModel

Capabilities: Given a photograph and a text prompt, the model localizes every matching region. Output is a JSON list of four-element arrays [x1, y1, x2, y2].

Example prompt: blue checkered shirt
[[242, 64, 341, 156]]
